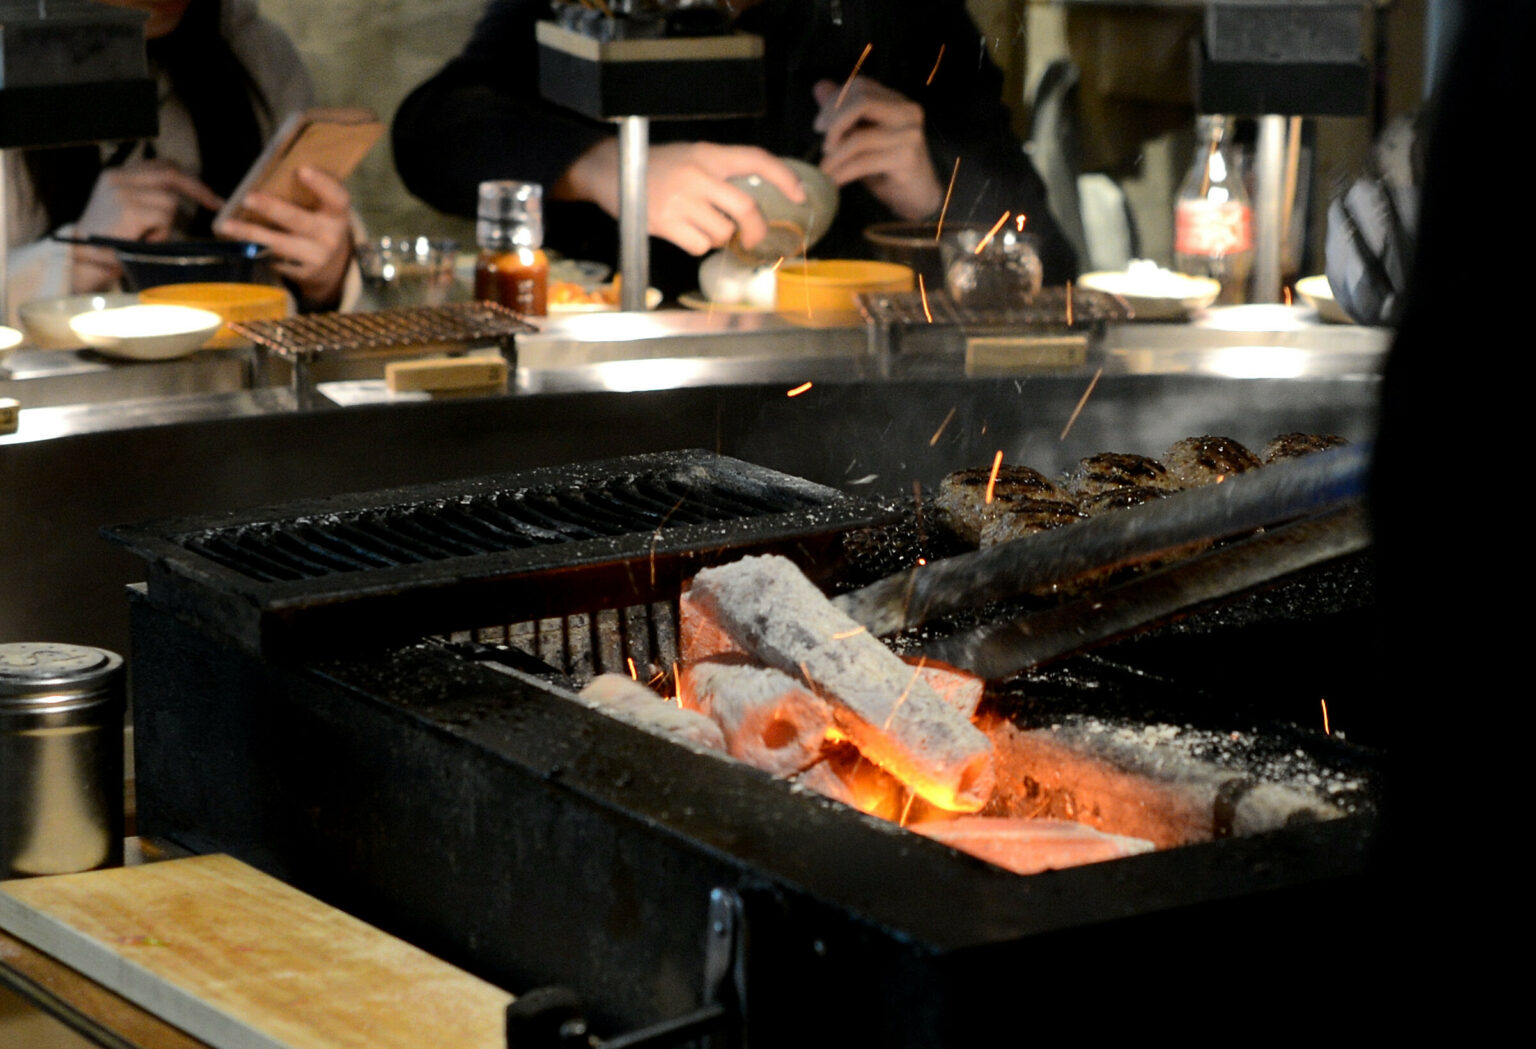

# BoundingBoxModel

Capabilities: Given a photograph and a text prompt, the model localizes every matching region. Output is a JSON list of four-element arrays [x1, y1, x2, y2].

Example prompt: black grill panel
[[166, 464, 853, 584]]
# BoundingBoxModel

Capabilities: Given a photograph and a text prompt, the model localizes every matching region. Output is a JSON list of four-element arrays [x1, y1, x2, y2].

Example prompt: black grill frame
[[105, 450, 891, 657]]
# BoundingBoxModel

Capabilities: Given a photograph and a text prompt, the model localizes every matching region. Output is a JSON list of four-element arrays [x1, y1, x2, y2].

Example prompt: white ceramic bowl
[[68, 304, 223, 361], [17, 292, 141, 349], [1077, 265, 1222, 320], [0, 325, 23, 362], [1294, 274, 1354, 324]]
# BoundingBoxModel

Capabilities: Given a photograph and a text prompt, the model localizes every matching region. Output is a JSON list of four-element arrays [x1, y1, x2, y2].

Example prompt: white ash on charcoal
[[980, 713, 1360, 849], [577, 673, 727, 753], [678, 657, 834, 777], [909, 816, 1154, 875], [685, 554, 996, 812], [902, 656, 985, 720], [1161, 435, 1263, 488]]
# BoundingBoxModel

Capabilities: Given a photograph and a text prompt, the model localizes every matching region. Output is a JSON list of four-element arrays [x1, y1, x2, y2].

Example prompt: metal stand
[[617, 115, 651, 314], [1251, 115, 1288, 304]]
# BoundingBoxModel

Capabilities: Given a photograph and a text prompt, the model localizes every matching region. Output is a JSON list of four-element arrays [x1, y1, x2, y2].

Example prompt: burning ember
[[576, 553, 1175, 876]]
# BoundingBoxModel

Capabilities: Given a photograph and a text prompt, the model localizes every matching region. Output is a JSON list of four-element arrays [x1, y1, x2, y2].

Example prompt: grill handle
[[505, 887, 746, 1049]]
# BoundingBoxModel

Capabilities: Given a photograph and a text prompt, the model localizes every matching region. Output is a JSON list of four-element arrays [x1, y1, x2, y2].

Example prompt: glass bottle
[[1173, 114, 1253, 305], [474, 180, 548, 316]]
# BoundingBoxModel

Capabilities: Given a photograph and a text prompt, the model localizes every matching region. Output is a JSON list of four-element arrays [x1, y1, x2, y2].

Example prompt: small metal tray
[[230, 302, 537, 363]]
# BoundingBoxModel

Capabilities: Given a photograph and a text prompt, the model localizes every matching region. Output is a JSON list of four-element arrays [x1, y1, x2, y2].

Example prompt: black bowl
[[115, 239, 273, 291]]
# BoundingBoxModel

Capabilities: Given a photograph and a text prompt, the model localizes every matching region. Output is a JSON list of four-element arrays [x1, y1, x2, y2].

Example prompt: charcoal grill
[[117, 450, 1386, 1044]]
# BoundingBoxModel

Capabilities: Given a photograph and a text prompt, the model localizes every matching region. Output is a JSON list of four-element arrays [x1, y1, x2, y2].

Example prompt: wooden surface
[[0, 855, 512, 1049]]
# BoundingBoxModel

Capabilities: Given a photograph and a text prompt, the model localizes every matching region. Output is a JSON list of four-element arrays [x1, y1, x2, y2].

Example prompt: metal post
[[1, 149, 10, 326], [1251, 114, 1287, 303], [617, 115, 650, 313]]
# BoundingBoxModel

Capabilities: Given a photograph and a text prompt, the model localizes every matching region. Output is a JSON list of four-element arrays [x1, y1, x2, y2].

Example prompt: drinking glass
[[356, 235, 460, 309]]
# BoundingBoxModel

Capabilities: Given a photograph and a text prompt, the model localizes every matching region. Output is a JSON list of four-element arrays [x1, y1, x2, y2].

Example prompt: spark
[[929, 406, 956, 446], [926, 44, 945, 86], [898, 791, 918, 827], [770, 255, 787, 271], [787, 381, 814, 397], [835, 43, 873, 109], [1015, 213, 1027, 233], [1284, 285, 1293, 306], [974, 210, 1012, 254], [649, 495, 686, 585], [1065, 280, 1073, 326], [626, 657, 638, 680], [831, 626, 867, 640], [915, 557, 927, 565], [935, 157, 960, 238], [984, 449, 1004, 503], [1058, 367, 1102, 441], [918, 274, 933, 322], [1321, 698, 1331, 735]]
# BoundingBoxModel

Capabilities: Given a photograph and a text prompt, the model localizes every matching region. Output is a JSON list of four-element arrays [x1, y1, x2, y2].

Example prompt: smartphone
[[215, 107, 384, 229]]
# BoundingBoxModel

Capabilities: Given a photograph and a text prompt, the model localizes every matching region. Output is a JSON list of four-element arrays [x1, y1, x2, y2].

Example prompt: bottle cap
[[477, 180, 544, 250]]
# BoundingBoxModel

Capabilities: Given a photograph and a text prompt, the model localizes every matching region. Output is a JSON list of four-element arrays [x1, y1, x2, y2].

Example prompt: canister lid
[[0, 642, 124, 708]]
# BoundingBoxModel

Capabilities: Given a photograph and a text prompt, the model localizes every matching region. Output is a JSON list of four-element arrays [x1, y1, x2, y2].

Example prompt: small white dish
[[68, 304, 223, 361], [17, 292, 141, 349], [0, 325, 23, 361], [1078, 263, 1222, 320], [1294, 274, 1354, 324]]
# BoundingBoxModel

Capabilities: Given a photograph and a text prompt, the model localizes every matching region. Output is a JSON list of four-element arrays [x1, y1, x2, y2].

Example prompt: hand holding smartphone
[[214, 106, 384, 230]]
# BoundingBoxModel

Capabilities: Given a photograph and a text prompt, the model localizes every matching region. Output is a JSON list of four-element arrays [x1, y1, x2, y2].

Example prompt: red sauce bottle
[[474, 180, 548, 316]]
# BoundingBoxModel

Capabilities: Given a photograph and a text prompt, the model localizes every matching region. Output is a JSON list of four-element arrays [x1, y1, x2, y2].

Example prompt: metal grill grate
[[230, 301, 536, 362], [173, 468, 833, 583], [857, 285, 1130, 329]]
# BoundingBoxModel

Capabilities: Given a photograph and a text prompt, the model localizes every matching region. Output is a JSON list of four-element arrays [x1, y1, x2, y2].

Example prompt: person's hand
[[70, 158, 224, 292], [560, 140, 806, 256], [214, 166, 354, 308], [813, 77, 944, 221]]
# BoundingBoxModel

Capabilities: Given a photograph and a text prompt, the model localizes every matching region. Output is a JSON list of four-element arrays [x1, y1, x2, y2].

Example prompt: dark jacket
[[392, 0, 1076, 295]]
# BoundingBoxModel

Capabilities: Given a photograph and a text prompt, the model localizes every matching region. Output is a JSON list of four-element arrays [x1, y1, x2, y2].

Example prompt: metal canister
[[0, 642, 125, 878]]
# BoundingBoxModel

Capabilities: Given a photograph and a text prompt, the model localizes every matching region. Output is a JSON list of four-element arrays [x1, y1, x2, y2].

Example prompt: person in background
[[4, 0, 357, 320], [391, 0, 1076, 298]]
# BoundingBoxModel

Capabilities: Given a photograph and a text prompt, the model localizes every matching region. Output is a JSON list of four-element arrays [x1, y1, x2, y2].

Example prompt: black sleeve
[[391, 0, 610, 220], [915, 3, 1078, 283]]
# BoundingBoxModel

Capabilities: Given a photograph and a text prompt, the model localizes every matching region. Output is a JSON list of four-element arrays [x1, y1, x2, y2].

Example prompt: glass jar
[[474, 180, 548, 316]]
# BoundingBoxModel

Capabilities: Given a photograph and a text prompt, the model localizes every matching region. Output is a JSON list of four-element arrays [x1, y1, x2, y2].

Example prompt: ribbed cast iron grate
[[172, 469, 830, 583]]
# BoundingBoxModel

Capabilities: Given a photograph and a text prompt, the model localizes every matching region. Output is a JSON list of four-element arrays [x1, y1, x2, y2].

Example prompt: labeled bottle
[[474, 180, 548, 316], [1173, 114, 1253, 305]]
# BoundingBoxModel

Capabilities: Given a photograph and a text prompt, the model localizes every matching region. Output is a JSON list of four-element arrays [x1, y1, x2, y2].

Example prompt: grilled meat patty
[[933, 465, 1074, 545], [1262, 432, 1349, 464], [1068, 452, 1180, 498], [977, 498, 1089, 547], [1162, 435, 1262, 488], [1078, 485, 1172, 517]]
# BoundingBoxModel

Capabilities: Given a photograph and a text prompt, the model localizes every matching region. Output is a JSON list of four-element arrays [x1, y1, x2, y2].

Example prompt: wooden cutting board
[[0, 854, 512, 1049]]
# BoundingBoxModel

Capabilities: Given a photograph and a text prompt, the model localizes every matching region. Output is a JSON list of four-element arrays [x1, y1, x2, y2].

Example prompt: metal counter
[[0, 310, 1391, 652]]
